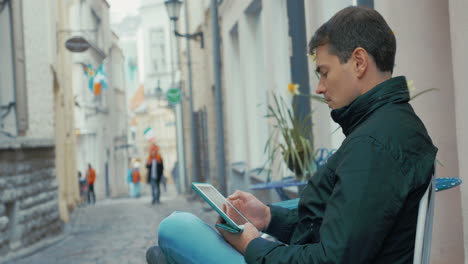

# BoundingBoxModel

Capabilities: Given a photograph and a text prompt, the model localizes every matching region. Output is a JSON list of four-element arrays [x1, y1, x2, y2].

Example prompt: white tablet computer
[[192, 182, 250, 233]]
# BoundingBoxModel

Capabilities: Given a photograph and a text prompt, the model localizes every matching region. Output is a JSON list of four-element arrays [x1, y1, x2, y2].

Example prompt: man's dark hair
[[309, 6, 396, 73]]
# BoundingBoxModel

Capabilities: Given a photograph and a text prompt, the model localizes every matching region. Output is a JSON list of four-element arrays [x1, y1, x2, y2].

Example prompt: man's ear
[[352, 48, 368, 78]]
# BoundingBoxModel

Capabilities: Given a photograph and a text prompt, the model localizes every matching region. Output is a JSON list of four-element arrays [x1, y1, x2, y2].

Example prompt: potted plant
[[263, 86, 319, 181]]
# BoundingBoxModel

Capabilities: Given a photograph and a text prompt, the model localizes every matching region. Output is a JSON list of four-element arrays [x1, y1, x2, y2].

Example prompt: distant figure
[[146, 144, 164, 204], [172, 161, 180, 194], [78, 171, 87, 205], [127, 159, 135, 197], [132, 160, 141, 198], [161, 174, 167, 192], [86, 164, 96, 204]]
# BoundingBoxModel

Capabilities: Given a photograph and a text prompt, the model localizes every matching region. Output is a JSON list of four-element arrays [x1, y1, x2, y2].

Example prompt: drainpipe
[[210, 0, 227, 195]]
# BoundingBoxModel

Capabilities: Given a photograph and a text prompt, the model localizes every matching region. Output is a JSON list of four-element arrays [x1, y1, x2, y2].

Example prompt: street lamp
[[155, 81, 164, 99], [164, 0, 204, 48], [155, 82, 164, 106], [164, 0, 183, 21]]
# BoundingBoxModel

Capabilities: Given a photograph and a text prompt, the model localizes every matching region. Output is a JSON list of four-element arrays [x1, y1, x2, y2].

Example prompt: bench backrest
[[413, 176, 435, 264]]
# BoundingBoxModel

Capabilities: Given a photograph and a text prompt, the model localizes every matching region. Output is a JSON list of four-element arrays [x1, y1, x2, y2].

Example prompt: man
[[86, 164, 96, 204], [146, 144, 164, 204], [150, 6, 437, 264]]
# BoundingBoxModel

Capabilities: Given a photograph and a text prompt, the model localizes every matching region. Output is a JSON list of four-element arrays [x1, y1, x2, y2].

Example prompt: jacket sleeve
[[263, 205, 298, 244], [245, 137, 406, 264], [146, 163, 151, 183]]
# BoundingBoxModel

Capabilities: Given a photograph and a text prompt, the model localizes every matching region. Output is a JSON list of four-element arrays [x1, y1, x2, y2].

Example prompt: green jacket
[[245, 76, 437, 264]]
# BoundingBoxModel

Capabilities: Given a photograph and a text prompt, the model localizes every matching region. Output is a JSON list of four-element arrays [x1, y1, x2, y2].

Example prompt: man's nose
[[316, 81, 325, 94]]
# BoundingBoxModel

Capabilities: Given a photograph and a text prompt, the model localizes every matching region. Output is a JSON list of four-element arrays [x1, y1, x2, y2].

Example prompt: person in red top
[[86, 163, 96, 204]]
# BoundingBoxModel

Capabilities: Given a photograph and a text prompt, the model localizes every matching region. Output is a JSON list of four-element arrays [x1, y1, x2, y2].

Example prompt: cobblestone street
[[10, 184, 217, 264]]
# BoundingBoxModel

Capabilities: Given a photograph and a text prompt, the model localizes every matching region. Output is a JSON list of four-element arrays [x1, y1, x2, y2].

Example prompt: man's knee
[[158, 212, 199, 239]]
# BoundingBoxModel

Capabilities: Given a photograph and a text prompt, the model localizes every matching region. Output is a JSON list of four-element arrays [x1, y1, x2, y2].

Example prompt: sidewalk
[[10, 184, 217, 264]]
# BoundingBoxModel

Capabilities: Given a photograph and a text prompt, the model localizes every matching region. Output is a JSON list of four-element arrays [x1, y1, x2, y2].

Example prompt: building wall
[[138, 0, 173, 94], [304, 0, 350, 151], [54, 0, 80, 222], [219, 0, 295, 185], [376, 1, 464, 262], [71, 0, 110, 201], [0, 0, 78, 259], [180, 0, 217, 185], [449, 0, 468, 261], [0, 142, 62, 259], [72, 0, 129, 200], [107, 34, 129, 197], [0, 142, 62, 258], [23, 0, 55, 139], [0, 0, 18, 136]]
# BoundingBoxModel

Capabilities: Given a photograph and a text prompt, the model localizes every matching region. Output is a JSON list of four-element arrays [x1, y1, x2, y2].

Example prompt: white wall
[[71, 0, 117, 200], [23, 0, 55, 139], [107, 34, 129, 197], [449, 0, 468, 260], [221, 0, 291, 174], [238, 10, 269, 169], [0, 1, 17, 137], [304, 0, 351, 151], [223, 25, 248, 164], [138, 0, 173, 93]]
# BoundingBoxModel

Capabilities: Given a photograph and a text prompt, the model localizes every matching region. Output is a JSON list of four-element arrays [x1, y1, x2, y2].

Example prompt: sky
[[107, 0, 141, 24]]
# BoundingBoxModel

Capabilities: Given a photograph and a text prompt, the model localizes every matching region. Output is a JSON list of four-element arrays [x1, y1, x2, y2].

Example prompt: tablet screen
[[193, 183, 250, 227]]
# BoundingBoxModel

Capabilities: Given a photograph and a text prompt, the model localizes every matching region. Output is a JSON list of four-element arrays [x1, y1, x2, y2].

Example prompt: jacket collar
[[331, 76, 409, 136]]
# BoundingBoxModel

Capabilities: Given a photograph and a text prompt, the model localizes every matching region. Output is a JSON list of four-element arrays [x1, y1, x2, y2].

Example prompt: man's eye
[[321, 72, 328, 78]]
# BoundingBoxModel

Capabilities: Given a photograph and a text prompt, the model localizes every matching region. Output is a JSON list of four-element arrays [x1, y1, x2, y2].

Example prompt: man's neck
[[360, 71, 392, 95]]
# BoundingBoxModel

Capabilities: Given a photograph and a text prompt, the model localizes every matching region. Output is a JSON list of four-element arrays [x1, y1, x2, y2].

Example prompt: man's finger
[[227, 190, 245, 200]]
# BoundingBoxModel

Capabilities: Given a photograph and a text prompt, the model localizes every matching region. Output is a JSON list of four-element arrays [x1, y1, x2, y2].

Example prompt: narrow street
[[11, 184, 217, 264]]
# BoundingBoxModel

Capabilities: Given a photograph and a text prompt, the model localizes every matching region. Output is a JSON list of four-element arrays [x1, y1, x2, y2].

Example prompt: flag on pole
[[85, 64, 108, 96], [144, 127, 155, 142]]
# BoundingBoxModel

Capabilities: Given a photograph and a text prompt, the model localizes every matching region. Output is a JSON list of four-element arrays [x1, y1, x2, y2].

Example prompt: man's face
[[314, 44, 361, 109]]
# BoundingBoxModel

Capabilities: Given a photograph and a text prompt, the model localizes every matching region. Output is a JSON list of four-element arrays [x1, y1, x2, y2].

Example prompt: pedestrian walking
[[161, 174, 167, 192], [128, 159, 135, 197], [146, 144, 164, 204], [78, 171, 87, 206], [172, 161, 180, 194], [132, 159, 142, 198], [86, 163, 96, 204]]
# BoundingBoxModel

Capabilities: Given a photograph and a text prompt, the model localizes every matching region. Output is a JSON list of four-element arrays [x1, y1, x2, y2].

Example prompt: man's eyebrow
[[315, 65, 322, 73]]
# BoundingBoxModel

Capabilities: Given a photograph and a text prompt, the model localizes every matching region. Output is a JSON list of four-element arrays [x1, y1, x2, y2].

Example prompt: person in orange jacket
[[86, 163, 96, 204]]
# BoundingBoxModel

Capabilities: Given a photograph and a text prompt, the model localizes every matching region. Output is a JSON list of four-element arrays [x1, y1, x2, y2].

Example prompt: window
[[149, 28, 166, 73]]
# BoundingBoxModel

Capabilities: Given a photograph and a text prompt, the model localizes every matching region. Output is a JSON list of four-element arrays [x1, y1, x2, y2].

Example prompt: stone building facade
[[0, 0, 78, 260], [0, 140, 62, 258]]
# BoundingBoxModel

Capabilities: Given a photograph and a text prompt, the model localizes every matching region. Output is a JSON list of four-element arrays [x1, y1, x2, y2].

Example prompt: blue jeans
[[158, 212, 246, 264]]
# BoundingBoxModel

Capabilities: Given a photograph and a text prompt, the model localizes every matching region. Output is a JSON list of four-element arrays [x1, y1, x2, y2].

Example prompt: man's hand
[[217, 222, 260, 254], [225, 191, 271, 231]]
